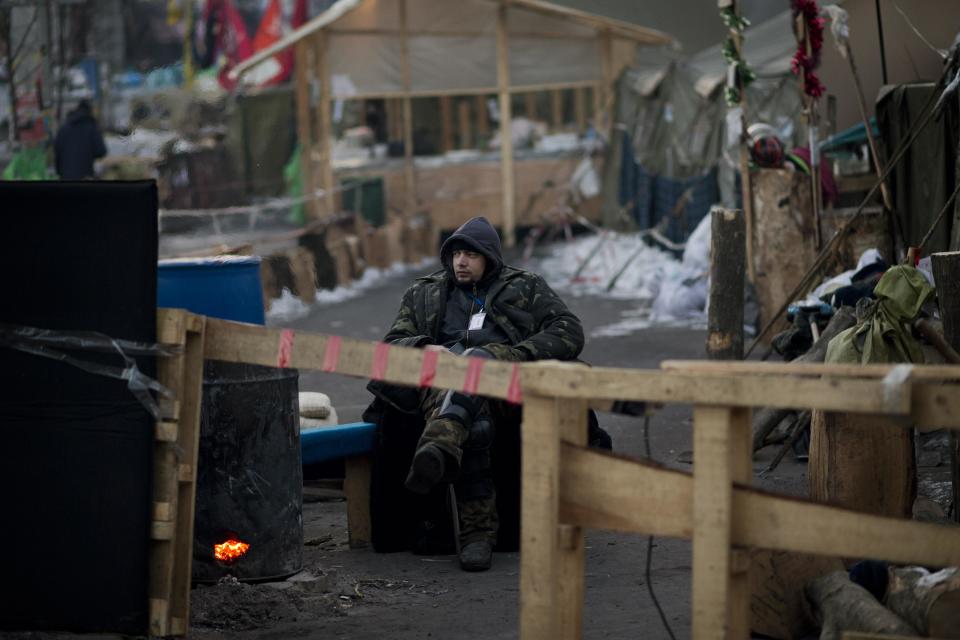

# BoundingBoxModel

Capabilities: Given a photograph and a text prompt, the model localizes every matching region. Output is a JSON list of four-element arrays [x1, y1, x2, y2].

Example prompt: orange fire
[[214, 538, 250, 563]]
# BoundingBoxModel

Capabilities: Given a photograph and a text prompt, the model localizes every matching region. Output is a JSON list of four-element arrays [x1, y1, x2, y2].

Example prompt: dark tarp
[[877, 83, 960, 253], [0, 181, 158, 635], [225, 86, 297, 197]]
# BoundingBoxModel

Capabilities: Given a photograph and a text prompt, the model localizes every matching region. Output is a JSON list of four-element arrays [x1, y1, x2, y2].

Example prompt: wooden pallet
[[149, 309, 206, 637]]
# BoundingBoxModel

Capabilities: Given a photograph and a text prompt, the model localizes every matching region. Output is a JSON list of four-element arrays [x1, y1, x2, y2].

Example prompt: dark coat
[[384, 216, 584, 362], [54, 108, 107, 179]]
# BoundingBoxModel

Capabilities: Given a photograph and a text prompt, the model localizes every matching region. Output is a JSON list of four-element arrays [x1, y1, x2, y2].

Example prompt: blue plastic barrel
[[157, 256, 265, 325]]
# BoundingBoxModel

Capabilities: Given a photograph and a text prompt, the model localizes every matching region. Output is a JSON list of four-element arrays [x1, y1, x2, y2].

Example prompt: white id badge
[[468, 312, 486, 330]]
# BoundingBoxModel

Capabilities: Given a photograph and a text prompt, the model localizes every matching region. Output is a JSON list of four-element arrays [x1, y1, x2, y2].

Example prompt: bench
[[300, 421, 377, 548]]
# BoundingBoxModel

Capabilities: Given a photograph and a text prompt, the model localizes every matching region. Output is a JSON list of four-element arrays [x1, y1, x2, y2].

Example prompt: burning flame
[[214, 538, 250, 563]]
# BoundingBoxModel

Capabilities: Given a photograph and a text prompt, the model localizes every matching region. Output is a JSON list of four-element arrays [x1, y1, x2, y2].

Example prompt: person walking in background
[[54, 100, 106, 180]]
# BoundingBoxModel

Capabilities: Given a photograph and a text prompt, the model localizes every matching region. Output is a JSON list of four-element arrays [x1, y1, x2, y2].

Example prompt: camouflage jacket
[[384, 266, 584, 362]]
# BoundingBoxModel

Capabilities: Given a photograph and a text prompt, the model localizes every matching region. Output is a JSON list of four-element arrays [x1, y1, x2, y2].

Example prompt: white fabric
[[300, 407, 339, 428], [299, 391, 332, 418]]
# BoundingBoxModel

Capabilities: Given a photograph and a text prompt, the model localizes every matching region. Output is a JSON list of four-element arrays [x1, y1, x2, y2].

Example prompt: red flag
[[247, 0, 307, 87]]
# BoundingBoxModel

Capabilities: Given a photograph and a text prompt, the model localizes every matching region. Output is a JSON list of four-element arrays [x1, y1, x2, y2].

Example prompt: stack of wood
[[260, 213, 435, 310], [752, 555, 960, 639]]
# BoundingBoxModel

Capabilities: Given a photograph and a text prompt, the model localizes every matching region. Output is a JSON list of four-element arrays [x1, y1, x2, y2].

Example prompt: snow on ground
[[530, 215, 711, 338], [266, 258, 437, 323]]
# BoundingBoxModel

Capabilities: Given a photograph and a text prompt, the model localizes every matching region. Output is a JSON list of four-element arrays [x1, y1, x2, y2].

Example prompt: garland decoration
[[720, 5, 755, 106], [791, 0, 826, 98]]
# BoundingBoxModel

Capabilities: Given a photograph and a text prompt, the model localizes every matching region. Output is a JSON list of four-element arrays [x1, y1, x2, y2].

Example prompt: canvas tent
[[232, 0, 672, 245]]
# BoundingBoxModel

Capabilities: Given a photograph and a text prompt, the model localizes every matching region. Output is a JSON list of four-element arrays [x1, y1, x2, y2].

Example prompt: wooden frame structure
[[196, 316, 960, 639], [150, 309, 206, 637], [230, 0, 671, 246]]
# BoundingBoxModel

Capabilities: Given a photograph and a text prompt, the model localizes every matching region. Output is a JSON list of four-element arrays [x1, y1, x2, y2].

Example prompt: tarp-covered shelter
[[602, 9, 804, 242], [233, 0, 672, 245]]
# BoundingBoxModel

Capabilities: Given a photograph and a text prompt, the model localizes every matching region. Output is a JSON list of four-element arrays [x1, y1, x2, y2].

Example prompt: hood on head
[[439, 216, 503, 280]]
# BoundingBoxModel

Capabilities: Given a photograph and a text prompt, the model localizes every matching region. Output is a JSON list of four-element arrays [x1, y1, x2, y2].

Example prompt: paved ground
[[187, 258, 812, 640]]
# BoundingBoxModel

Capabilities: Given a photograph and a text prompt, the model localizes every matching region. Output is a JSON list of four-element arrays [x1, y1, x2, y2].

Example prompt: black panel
[[0, 181, 158, 634]]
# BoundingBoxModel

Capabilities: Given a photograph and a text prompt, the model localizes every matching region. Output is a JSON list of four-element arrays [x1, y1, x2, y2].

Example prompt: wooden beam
[[519, 394, 564, 639], [294, 40, 317, 219], [476, 94, 490, 139], [440, 96, 454, 152], [557, 444, 960, 569], [550, 89, 563, 129], [327, 27, 602, 40], [314, 31, 335, 217], [521, 361, 913, 417], [661, 359, 960, 381], [457, 98, 473, 149], [344, 456, 372, 548], [557, 399, 587, 640], [706, 208, 746, 360], [729, 407, 752, 640], [598, 29, 613, 136], [574, 86, 586, 134], [496, 1, 516, 248], [691, 405, 745, 639], [524, 92, 537, 121], [326, 80, 598, 102], [399, 0, 415, 215], [505, 0, 673, 45]]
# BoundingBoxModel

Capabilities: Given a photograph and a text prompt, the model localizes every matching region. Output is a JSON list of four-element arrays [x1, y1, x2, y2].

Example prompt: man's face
[[452, 249, 486, 284]]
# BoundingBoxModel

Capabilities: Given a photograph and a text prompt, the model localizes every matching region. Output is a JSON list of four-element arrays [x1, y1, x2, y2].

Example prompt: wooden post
[[496, 1, 516, 248], [557, 399, 588, 640], [574, 86, 586, 134], [692, 404, 752, 640], [524, 92, 537, 121], [932, 251, 960, 522], [727, 0, 756, 283], [519, 394, 569, 639], [550, 89, 563, 130], [457, 98, 472, 149], [399, 0, 415, 215], [707, 208, 746, 360], [294, 40, 317, 219], [440, 96, 454, 153], [314, 32, 334, 217], [598, 29, 613, 136], [476, 94, 489, 141]]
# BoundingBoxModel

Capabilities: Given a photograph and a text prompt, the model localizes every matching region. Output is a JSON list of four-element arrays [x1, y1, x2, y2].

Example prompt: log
[[809, 408, 916, 518], [931, 251, 960, 523], [706, 207, 746, 360], [885, 566, 960, 638], [750, 550, 845, 640], [753, 306, 858, 451], [805, 571, 916, 640]]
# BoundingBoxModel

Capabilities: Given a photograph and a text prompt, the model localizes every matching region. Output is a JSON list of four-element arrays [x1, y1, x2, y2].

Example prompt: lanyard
[[469, 293, 485, 310]]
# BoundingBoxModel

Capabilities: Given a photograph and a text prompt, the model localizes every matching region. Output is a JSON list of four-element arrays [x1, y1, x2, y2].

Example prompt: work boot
[[458, 540, 493, 572], [404, 443, 447, 495]]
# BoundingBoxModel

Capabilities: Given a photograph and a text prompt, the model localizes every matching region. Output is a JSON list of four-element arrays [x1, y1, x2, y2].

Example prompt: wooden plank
[[524, 92, 537, 120], [344, 455, 372, 548], [457, 98, 472, 149], [550, 89, 563, 129], [440, 96, 454, 152], [476, 94, 489, 139], [202, 317, 519, 402], [692, 405, 737, 640], [520, 394, 564, 640], [496, 1, 516, 248], [558, 444, 960, 569], [399, 0, 415, 216], [152, 521, 175, 541], [294, 40, 317, 219], [598, 29, 613, 135], [522, 361, 912, 416], [314, 31, 335, 216], [574, 86, 586, 133], [326, 80, 596, 101], [557, 399, 587, 640], [169, 320, 206, 631], [661, 359, 960, 381], [153, 501, 174, 522], [729, 407, 752, 640], [156, 421, 178, 442]]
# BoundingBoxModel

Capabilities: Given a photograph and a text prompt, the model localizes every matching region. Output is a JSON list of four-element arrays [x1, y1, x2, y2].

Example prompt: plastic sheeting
[[326, 0, 608, 98]]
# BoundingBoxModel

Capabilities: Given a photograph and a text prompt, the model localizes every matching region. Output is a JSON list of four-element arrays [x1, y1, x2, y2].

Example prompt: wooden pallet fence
[[517, 360, 960, 640], [151, 309, 206, 637], [196, 317, 960, 640]]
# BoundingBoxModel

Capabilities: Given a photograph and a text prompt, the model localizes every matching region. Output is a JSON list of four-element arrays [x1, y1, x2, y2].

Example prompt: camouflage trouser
[[417, 387, 498, 546]]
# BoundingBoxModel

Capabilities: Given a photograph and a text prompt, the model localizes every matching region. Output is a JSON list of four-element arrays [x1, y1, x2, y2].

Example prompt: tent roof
[[232, 0, 673, 83]]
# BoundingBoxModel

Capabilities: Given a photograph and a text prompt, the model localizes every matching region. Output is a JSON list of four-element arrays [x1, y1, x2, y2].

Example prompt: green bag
[[2, 146, 50, 181], [825, 265, 935, 365]]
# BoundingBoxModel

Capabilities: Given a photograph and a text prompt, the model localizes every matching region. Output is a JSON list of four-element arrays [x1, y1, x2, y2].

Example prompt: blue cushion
[[301, 422, 377, 464]]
